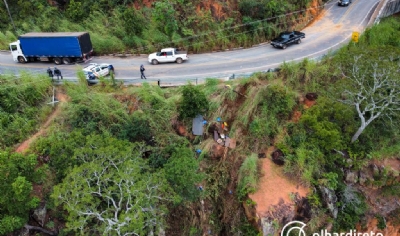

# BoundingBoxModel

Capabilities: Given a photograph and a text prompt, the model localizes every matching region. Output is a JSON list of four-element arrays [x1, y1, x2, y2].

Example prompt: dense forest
[[0, 0, 325, 54], [1, 14, 399, 235]]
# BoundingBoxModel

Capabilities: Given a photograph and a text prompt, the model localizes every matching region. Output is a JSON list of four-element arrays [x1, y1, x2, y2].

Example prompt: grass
[[235, 86, 262, 127], [237, 154, 259, 200]]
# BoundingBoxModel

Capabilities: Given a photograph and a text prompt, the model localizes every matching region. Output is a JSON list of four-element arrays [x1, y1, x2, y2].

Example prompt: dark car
[[338, 0, 352, 6], [271, 31, 305, 49]]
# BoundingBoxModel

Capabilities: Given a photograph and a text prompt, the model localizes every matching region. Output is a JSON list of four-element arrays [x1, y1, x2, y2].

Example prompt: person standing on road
[[54, 67, 63, 80], [140, 64, 146, 79], [47, 67, 54, 80]]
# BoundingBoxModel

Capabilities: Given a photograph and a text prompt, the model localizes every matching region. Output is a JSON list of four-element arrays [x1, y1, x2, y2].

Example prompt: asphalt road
[[0, 0, 379, 84]]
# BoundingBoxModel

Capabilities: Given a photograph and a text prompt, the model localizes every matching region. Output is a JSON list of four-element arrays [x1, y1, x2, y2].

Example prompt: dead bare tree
[[339, 54, 400, 143]]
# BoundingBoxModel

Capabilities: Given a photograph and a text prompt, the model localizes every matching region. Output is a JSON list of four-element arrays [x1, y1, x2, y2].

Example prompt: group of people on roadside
[[46, 64, 148, 81], [47, 67, 62, 80]]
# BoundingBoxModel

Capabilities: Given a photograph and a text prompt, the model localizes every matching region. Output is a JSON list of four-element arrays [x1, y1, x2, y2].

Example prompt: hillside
[[0, 0, 325, 54], [0, 11, 400, 236]]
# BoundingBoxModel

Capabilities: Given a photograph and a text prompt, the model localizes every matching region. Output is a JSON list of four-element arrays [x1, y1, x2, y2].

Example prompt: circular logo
[[281, 221, 307, 236]]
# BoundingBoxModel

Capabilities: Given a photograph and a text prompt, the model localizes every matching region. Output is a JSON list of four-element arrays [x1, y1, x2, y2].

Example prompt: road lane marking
[[338, 0, 358, 24]]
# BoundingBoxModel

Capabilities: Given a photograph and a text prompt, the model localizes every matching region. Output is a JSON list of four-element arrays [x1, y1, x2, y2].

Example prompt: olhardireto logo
[[281, 221, 307, 236], [280, 221, 384, 236]]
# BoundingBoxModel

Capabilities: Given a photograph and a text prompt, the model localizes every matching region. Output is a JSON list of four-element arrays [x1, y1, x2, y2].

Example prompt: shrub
[[65, 93, 128, 135], [32, 130, 87, 182], [299, 97, 355, 151], [164, 147, 204, 202], [284, 145, 324, 186], [258, 84, 296, 120], [178, 84, 209, 119], [334, 186, 368, 231], [0, 73, 52, 147], [248, 115, 278, 142]]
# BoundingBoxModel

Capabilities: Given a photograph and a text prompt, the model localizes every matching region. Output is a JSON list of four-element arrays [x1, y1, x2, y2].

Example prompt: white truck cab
[[9, 41, 26, 63], [148, 48, 188, 65]]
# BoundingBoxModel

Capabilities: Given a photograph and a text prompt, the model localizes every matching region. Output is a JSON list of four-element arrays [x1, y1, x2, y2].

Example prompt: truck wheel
[[296, 39, 301, 44], [18, 56, 26, 63], [54, 57, 62, 65], [176, 58, 183, 64], [62, 57, 71, 64], [152, 59, 159, 65], [282, 45, 287, 49]]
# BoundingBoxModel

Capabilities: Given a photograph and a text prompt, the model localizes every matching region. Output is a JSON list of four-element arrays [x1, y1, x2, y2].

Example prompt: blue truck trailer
[[9, 32, 93, 65]]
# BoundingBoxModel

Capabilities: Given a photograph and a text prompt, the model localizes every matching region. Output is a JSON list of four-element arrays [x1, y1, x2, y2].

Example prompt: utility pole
[[47, 87, 59, 107], [3, 0, 17, 33]]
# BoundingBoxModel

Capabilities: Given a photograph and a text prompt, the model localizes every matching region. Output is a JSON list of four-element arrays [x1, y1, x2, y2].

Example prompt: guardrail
[[46, 68, 282, 88]]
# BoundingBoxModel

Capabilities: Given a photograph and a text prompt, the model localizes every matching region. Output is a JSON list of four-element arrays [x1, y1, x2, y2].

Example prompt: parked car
[[271, 31, 306, 49], [338, 0, 352, 6], [148, 48, 188, 65], [83, 63, 114, 77], [84, 71, 98, 85]]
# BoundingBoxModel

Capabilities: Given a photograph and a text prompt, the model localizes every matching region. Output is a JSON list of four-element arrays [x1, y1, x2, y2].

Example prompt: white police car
[[82, 63, 114, 78]]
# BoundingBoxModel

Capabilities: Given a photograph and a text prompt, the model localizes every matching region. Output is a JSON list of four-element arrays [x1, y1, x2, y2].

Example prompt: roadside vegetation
[[0, 73, 52, 149], [0, 0, 326, 54], [0, 12, 399, 236]]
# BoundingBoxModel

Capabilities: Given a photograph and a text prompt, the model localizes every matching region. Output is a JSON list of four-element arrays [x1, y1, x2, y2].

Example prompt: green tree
[[122, 7, 145, 36], [66, 0, 86, 22], [0, 152, 43, 235], [178, 84, 209, 119], [164, 147, 204, 202], [52, 139, 175, 235], [152, 0, 178, 37], [300, 97, 354, 151]]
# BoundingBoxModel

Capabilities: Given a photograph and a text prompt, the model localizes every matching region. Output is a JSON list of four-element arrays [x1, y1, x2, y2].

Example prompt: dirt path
[[249, 147, 309, 217], [15, 90, 68, 154], [248, 98, 314, 218]]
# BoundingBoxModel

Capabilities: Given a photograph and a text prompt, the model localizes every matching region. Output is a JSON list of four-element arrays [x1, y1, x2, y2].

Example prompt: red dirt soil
[[304, 99, 316, 109], [249, 147, 309, 218], [15, 91, 68, 154]]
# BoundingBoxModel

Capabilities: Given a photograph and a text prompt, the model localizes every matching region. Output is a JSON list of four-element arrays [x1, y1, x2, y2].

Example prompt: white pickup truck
[[148, 48, 188, 65]]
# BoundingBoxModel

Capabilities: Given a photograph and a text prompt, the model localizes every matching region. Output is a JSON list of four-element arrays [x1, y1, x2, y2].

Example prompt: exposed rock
[[263, 199, 295, 225], [19, 227, 29, 236], [319, 186, 338, 218], [260, 218, 276, 236], [358, 171, 369, 186], [242, 201, 258, 229], [209, 144, 225, 159], [294, 197, 311, 221], [33, 204, 47, 227], [271, 149, 285, 165], [158, 227, 165, 236], [371, 164, 380, 177], [346, 158, 353, 168], [345, 171, 358, 184], [305, 93, 318, 101]]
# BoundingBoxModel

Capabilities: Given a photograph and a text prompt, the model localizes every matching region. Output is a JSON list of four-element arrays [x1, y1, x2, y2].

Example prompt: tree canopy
[[0, 152, 45, 234], [337, 46, 400, 142], [178, 84, 209, 119], [51, 137, 176, 236]]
